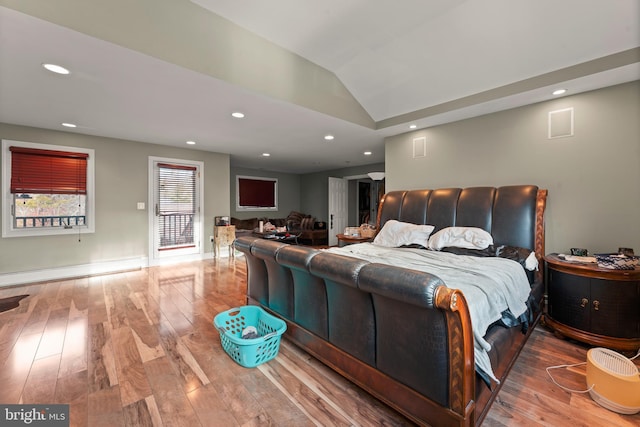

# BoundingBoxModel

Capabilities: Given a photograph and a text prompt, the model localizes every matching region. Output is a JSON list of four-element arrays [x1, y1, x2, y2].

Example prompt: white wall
[[0, 123, 230, 283], [385, 81, 640, 254]]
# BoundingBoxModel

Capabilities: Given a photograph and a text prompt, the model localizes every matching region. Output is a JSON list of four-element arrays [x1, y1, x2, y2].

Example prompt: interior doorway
[[358, 181, 372, 225], [370, 177, 385, 224], [339, 172, 386, 230]]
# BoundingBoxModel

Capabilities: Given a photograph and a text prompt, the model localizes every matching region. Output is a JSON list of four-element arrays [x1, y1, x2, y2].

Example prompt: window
[[157, 163, 197, 249], [236, 175, 278, 211], [2, 139, 95, 237]]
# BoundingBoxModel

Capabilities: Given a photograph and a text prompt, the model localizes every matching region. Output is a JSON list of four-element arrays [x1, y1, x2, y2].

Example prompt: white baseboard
[[147, 251, 219, 267], [0, 251, 232, 288], [0, 257, 147, 288]]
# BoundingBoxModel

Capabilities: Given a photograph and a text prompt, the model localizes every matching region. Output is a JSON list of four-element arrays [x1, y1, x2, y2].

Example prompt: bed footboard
[[235, 235, 477, 426], [434, 286, 476, 421]]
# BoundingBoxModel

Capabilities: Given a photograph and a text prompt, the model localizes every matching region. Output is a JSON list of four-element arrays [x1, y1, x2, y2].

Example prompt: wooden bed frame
[[235, 185, 548, 426]]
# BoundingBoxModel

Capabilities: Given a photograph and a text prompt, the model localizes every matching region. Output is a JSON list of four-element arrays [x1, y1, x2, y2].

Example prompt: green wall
[[6, 82, 635, 276], [231, 163, 385, 225], [300, 162, 385, 222], [385, 81, 640, 255], [0, 123, 230, 275]]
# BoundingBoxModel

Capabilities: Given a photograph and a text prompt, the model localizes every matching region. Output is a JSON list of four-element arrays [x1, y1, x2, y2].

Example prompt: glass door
[[150, 158, 202, 260]]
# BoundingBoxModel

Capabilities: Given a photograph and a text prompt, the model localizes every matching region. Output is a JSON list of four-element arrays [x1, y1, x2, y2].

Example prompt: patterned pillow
[[286, 211, 305, 228], [300, 216, 316, 230]]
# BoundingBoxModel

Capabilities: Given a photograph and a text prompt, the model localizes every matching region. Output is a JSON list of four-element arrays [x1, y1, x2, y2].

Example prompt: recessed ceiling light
[[409, 124, 417, 129], [324, 135, 334, 141], [61, 122, 77, 128], [364, 151, 372, 156], [231, 112, 245, 118], [43, 63, 70, 75], [262, 153, 270, 157], [186, 140, 196, 145], [552, 89, 567, 96]]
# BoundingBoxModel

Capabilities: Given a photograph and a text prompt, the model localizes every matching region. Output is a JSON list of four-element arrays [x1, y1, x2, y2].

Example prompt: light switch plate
[[137, 202, 145, 210]]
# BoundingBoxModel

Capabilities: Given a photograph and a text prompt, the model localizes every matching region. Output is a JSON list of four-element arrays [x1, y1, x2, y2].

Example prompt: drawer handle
[[580, 298, 588, 308], [593, 300, 600, 311]]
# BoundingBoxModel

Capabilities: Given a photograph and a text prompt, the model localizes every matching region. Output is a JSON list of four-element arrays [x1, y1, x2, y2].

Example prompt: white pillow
[[525, 251, 539, 271], [427, 226, 493, 250], [373, 220, 435, 248]]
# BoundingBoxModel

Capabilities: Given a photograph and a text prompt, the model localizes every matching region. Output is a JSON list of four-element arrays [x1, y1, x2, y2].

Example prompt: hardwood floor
[[1, 256, 638, 426]]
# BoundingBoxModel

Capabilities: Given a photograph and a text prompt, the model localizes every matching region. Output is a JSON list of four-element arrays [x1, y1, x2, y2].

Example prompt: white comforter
[[324, 243, 531, 382]]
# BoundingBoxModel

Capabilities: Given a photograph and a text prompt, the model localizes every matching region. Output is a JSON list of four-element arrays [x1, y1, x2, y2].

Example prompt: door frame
[[148, 156, 204, 266], [344, 173, 373, 226], [327, 177, 348, 247], [328, 174, 375, 246]]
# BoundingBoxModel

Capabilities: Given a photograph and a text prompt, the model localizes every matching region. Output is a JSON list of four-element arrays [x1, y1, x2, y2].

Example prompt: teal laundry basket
[[213, 305, 287, 368]]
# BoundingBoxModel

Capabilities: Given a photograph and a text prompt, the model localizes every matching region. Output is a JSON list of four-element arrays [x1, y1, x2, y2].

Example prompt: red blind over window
[[10, 146, 89, 194], [157, 162, 197, 171], [238, 177, 276, 208]]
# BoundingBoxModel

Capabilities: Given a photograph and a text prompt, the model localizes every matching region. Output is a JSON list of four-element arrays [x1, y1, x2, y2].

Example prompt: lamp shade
[[368, 172, 385, 181]]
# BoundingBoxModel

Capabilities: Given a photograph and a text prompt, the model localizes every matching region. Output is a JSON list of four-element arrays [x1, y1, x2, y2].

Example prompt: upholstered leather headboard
[[377, 185, 547, 259]]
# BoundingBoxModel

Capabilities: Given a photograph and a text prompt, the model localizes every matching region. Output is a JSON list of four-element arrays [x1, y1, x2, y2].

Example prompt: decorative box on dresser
[[544, 253, 640, 352], [214, 225, 236, 258]]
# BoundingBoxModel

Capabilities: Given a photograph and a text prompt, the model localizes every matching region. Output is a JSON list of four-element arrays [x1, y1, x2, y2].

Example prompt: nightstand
[[214, 225, 236, 258], [336, 233, 373, 247], [544, 253, 640, 351]]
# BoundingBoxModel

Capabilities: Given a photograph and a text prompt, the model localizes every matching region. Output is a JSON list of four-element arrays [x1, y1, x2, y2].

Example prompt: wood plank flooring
[[1, 256, 638, 426]]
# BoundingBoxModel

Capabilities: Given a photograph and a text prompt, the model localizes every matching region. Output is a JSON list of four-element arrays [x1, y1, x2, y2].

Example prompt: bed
[[234, 185, 548, 426]]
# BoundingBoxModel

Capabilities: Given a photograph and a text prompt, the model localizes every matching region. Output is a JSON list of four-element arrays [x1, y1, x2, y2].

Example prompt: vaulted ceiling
[[1, 0, 638, 173]]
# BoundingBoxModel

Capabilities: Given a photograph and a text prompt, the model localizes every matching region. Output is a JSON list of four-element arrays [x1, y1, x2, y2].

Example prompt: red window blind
[[238, 177, 276, 208], [10, 146, 89, 194], [157, 163, 197, 172]]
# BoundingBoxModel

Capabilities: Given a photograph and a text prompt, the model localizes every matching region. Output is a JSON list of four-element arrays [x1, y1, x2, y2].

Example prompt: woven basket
[[359, 224, 376, 238], [595, 254, 639, 270]]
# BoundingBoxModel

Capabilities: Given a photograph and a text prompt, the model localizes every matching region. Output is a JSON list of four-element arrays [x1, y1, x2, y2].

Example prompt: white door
[[149, 158, 203, 262], [328, 177, 348, 246]]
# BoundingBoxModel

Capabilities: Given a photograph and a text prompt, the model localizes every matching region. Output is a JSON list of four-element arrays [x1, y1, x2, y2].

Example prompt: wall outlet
[[210, 235, 214, 242]]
